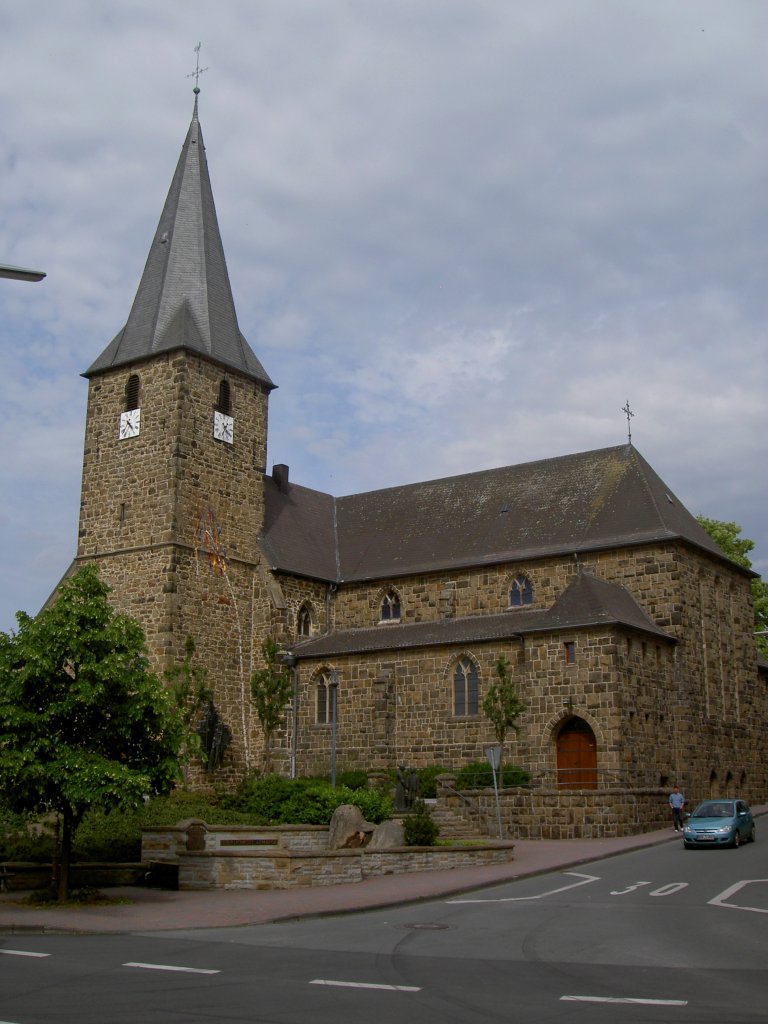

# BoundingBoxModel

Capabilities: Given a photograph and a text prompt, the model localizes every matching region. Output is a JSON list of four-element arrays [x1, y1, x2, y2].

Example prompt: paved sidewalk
[[0, 824, 687, 936]]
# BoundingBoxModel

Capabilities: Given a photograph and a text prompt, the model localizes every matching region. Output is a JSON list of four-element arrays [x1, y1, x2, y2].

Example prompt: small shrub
[[222, 776, 393, 825], [221, 775, 297, 823], [73, 807, 143, 862], [417, 765, 447, 799], [335, 769, 369, 791], [403, 800, 439, 847], [454, 761, 531, 790]]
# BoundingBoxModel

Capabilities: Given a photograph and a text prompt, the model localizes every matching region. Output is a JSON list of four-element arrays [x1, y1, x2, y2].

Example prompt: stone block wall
[[177, 844, 515, 890], [141, 822, 329, 863], [437, 784, 671, 839]]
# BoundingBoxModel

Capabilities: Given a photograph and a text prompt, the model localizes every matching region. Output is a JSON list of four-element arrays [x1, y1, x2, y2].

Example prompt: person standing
[[669, 786, 686, 831]]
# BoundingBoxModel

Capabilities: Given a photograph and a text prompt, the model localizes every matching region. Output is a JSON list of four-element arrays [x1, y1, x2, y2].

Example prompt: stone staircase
[[430, 803, 488, 840]]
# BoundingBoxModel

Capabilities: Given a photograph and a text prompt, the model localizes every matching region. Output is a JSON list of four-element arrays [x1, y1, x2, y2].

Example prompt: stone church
[[70, 97, 767, 829]]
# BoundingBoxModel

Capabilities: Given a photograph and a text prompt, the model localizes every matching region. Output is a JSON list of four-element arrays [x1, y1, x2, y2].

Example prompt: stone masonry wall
[[276, 540, 766, 804], [78, 352, 273, 782]]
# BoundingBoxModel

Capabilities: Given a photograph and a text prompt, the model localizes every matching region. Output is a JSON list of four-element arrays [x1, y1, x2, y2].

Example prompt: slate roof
[[292, 572, 674, 659], [84, 98, 273, 388], [260, 444, 738, 583]]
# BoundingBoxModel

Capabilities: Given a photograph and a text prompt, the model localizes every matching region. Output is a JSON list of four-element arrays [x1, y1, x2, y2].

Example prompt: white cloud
[[1, 0, 766, 631]]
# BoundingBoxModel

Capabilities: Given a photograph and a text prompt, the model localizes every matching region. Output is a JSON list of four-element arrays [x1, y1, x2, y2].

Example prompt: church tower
[[77, 92, 275, 779]]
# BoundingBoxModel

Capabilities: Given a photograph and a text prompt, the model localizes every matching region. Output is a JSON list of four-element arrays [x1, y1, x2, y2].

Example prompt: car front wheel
[[733, 830, 741, 848]]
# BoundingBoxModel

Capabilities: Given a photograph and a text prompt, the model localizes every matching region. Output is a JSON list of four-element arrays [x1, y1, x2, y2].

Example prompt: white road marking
[[562, 995, 688, 1006], [311, 979, 421, 992], [709, 880, 768, 914], [649, 882, 688, 897], [0, 950, 50, 958], [610, 881, 651, 895], [447, 871, 599, 903], [123, 961, 220, 975]]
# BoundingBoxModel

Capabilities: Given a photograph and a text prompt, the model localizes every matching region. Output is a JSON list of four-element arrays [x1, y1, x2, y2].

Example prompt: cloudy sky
[[1, 1, 766, 634]]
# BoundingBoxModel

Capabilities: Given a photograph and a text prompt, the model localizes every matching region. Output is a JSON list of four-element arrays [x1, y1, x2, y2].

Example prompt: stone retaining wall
[[140, 818, 514, 891], [141, 821, 329, 861], [178, 843, 516, 891], [438, 783, 670, 839]]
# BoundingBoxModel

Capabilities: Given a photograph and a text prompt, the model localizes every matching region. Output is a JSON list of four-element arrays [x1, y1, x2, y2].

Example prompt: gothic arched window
[[380, 590, 401, 622], [297, 603, 313, 638], [316, 670, 338, 725], [510, 574, 533, 607], [453, 656, 479, 716], [316, 675, 327, 725]]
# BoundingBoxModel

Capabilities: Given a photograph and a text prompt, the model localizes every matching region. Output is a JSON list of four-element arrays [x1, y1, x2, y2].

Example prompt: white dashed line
[[123, 962, 220, 975], [0, 950, 50, 958], [562, 995, 688, 1006], [310, 979, 421, 992]]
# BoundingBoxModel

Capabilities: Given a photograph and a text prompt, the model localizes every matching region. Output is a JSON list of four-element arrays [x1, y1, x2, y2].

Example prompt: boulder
[[367, 819, 405, 849], [328, 804, 376, 849]]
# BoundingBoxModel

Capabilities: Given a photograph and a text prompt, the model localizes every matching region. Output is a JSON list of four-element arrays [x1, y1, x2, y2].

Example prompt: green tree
[[164, 636, 212, 779], [482, 655, 527, 770], [0, 566, 185, 900], [697, 516, 768, 657], [250, 638, 293, 773]]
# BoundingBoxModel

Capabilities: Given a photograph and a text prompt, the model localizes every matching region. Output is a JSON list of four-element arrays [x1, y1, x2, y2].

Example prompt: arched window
[[297, 603, 313, 638], [216, 378, 232, 415], [316, 670, 338, 725], [124, 374, 140, 411], [453, 656, 479, 716], [316, 675, 328, 725], [510, 575, 533, 607], [380, 590, 401, 622], [556, 717, 597, 789]]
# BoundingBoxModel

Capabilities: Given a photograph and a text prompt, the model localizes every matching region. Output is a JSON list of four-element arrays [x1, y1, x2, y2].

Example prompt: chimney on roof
[[272, 464, 290, 493]]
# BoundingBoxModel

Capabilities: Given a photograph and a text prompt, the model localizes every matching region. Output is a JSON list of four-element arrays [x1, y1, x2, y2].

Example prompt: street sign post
[[485, 744, 504, 839]]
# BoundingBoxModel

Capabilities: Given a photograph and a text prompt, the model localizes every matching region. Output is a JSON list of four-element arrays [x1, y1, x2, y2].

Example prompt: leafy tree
[[163, 636, 212, 778], [250, 639, 293, 773], [482, 655, 527, 770], [0, 566, 185, 900], [697, 516, 768, 657]]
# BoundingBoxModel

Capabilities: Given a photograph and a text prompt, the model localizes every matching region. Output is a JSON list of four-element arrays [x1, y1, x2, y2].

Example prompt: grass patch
[[21, 886, 132, 908]]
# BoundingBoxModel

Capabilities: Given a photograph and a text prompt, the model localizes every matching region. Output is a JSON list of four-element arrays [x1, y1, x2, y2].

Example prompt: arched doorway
[[556, 717, 597, 789]]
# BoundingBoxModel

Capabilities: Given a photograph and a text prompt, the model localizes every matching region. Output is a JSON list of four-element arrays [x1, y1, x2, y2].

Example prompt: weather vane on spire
[[186, 42, 209, 94], [622, 400, 635, 445]]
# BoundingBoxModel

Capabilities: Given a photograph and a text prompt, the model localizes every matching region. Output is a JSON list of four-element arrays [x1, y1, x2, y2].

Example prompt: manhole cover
[[404, 922, 450, 930]]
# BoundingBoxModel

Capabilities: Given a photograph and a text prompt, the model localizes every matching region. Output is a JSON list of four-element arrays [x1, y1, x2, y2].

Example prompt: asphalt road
[[1, 839, 766, 1023]]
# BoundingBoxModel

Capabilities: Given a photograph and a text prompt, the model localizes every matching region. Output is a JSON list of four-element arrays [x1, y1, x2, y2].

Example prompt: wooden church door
[[556, 717, 598, 790]]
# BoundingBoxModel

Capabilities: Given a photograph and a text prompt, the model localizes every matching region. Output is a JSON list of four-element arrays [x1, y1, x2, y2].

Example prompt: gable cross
[[622, 400, 635, 445]]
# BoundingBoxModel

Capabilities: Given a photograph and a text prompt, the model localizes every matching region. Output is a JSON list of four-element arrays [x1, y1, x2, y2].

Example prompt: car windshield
[[693, 802, 734, 818]]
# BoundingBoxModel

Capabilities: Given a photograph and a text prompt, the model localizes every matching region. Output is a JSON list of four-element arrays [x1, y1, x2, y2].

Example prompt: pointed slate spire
[[84, 96, 274, 388]]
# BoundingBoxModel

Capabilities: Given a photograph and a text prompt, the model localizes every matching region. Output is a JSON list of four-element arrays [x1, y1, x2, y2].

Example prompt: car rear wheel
[[748, 825, 756, 843]]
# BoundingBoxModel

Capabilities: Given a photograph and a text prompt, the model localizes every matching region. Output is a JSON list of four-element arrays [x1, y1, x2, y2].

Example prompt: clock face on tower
[[119, 408, 141, 439], [213, 410, 234, 444]]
